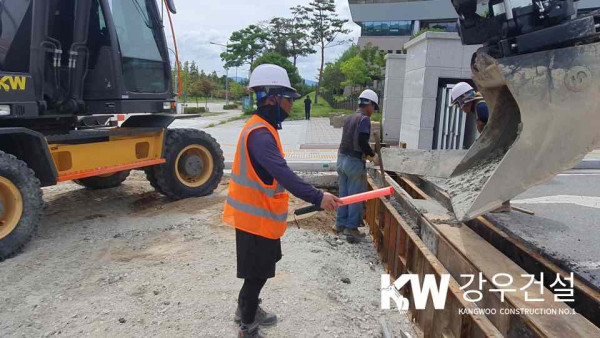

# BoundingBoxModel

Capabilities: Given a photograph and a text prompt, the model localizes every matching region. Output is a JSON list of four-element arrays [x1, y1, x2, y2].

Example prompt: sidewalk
[[173, 116, 600, 171], [173, 117, 342, 171]]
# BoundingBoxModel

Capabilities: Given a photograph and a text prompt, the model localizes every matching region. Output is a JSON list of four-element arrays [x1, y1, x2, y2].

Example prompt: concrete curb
[[225, 161, 337, 172]]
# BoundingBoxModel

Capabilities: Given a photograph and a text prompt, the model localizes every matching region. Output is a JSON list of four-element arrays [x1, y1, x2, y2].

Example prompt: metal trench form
[[363, 168, 600, 337]]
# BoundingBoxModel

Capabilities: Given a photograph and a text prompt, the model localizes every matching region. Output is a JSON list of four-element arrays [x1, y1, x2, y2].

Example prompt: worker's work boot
[[332, 224, 344, 234], [343, 228, 366, 243], [235, 299, 277, 327], [238, 321, 264, 338]]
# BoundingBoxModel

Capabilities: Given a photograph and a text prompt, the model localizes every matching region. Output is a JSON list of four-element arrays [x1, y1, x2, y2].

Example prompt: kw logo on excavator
[[0, 76, 27, 91]]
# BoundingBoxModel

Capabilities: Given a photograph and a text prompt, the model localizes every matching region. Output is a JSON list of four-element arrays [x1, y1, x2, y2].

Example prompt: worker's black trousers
[[238, 278, 267, 324]]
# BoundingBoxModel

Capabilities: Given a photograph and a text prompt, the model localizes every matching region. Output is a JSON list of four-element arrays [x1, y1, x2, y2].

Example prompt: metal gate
[[434, 84, 467, 150]]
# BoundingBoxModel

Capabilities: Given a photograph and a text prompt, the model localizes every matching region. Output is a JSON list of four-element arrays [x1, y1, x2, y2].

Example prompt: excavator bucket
[[383, 41, 600, 221]]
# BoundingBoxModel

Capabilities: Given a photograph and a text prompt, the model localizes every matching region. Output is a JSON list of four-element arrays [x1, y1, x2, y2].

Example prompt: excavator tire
[[144, 167, 165, 195], [0, 151, 44, 261], [74, 171, 131, 189], [147, 129, 224, 200]]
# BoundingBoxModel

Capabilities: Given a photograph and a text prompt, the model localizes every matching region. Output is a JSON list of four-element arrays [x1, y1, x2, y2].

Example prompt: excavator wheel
[[0, 151, 44, 261], [74, 170, 131, 189], [147, 129, 224, 200]]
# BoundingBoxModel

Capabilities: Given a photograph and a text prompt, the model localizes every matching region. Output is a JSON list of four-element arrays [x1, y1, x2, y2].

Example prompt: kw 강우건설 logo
[[381, 274, 450, 311], [382, 272, 576, 312]]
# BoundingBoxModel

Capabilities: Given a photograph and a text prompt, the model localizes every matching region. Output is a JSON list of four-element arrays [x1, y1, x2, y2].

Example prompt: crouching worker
[[223, 64, 341, 338]]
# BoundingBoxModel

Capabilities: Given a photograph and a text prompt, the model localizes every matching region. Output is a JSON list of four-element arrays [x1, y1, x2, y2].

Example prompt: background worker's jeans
[[336, 153, 367, 229]]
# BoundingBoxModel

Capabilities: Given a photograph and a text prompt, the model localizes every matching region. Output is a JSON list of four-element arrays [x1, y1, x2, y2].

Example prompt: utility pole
[[210, 41, 230, 105]]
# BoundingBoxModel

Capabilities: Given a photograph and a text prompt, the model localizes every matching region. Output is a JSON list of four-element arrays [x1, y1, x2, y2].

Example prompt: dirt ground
[[0, 171, 417, 337]]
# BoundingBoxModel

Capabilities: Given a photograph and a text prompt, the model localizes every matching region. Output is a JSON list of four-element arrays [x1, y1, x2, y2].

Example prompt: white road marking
[[558, 174, 600, 176], [513, 195, 600, 209]]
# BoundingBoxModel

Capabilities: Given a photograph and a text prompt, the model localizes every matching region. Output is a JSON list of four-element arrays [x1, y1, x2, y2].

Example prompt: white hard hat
[[450, 82, 475, 106], [248, 64, 300, 98], [359, 89, 379, 110]]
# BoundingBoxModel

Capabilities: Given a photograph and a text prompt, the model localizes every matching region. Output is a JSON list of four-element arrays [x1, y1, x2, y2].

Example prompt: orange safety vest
[[222, 115, 290, 239]]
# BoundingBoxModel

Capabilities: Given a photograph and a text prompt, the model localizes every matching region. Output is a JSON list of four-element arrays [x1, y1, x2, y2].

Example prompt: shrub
[[223, 104, 239, 110], [410, 27, 447, 40], [184, 107, 208, 114]]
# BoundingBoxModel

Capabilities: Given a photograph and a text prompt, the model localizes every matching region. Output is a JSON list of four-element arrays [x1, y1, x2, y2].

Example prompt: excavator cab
[[0, 0, 177, 128], [0, 0, 225, 261]]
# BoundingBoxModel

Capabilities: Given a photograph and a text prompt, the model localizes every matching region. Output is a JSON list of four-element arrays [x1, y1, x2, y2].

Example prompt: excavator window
[[107, 0, 167, 93], [0, 0, 32, 72], [88, 0, 111, 70]]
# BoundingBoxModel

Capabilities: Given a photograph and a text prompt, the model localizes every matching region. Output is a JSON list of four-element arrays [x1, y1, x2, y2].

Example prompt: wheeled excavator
[[0, 0, 224, 259], [383, 0, 600, 221]]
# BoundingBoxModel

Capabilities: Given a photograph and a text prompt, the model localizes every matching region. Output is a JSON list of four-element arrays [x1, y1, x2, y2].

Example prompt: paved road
[[486, 170, 600, 288]]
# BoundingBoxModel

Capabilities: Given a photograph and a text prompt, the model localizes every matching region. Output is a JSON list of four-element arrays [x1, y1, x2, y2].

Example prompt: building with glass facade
[[349, 0, 459, 53], [349, 0, 600, 54]]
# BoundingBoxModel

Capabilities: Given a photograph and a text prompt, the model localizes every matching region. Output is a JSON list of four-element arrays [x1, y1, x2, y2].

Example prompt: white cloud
[[163, 0, 361, 80]]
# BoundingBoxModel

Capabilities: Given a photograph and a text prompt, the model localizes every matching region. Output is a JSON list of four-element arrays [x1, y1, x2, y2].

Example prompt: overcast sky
[[163, 0, 361, 80]]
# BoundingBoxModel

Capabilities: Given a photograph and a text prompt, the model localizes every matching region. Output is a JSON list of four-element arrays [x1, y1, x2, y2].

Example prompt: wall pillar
[[382, 54, 406, 144], [399, 32, 480, 149]]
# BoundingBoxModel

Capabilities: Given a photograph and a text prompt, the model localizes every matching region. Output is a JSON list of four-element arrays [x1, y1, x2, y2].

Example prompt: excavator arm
[[383, 1, 600, 221]]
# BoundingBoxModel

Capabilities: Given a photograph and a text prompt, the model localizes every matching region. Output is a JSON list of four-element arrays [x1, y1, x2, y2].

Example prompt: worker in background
[[335, 89, 379, 242], [450, 82, 489, 133], [223, 64, 341, 338], [451, 82, 511, 213], [304, 95, 312, 120]]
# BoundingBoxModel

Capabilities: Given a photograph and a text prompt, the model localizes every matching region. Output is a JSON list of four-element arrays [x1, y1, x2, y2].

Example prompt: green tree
[[359, 43, 386, 82], [251, 52, 302, 89], [230, 81, 247, 100], [340, 56, 370, 89], [181, 61, 191, 102], [337, 44, 360, 64], [220, 25, 267, 69], [301, 0, 350, 105], [321, 63, 345, 94], [289, 6, 316, 67], [189, 78, 215, 108], [265, 14, 315, 68], [266, 18, 291, 58]]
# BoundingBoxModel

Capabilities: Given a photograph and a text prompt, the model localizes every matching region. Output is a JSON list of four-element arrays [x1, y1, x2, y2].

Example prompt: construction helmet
[[359, 89, 380, 110], [450, 82, 477, 107], [248, 64, 301, 100]]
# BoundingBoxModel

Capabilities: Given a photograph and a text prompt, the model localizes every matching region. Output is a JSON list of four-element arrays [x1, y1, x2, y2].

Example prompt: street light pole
[[225, 66, 229, 105], [210, 41, 230, 105]]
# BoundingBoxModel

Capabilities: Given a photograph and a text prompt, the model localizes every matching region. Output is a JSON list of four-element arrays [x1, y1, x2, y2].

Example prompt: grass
[[289, 91, 353, 120]]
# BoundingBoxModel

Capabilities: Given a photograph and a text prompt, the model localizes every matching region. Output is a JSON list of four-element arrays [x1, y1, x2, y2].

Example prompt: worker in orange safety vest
[[223, 64, 341, 338]]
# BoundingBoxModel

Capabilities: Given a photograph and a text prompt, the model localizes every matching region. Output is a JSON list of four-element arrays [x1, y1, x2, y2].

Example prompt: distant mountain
[[304, 79, 318, 87]]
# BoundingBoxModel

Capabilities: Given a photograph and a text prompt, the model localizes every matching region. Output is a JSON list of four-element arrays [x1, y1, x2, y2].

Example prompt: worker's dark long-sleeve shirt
[[247, 128, 323, 206]]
